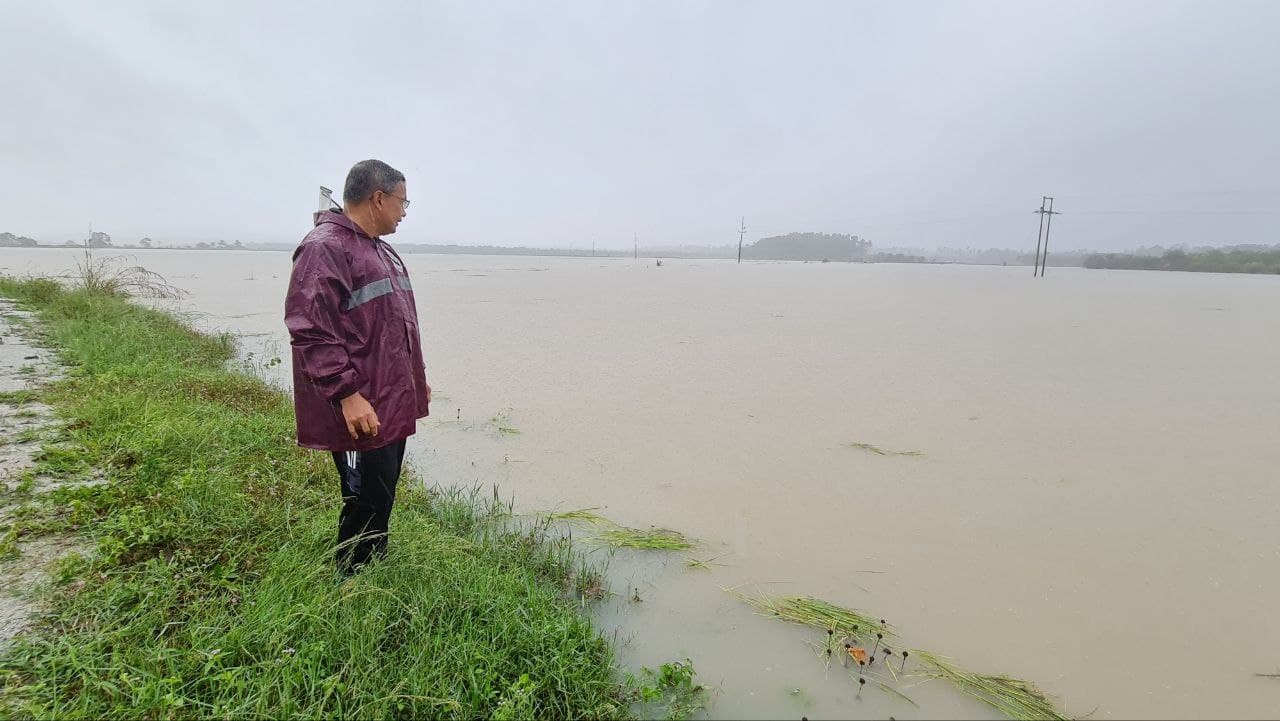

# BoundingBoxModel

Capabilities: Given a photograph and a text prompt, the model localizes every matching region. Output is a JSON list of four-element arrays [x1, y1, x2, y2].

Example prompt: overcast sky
[[1, 0, 1276, 251]]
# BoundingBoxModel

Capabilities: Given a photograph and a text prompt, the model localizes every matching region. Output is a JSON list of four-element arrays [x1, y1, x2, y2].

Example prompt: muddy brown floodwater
[[5, 247, 1278, 718]]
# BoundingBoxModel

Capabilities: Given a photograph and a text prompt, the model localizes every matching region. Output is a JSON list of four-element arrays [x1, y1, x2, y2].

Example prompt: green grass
[[540, 508, 695, 553], [594, 527, 694, 551], [545, 508, 608, 525], [682, 555, 725, 571], [742, 591, 1068, 720], [490, 410, 521, 435], [0, 390, 40, 404], [741, 593, 893, 640], [914, 651, 1067, 721], [623, 660, 706, 721], [0, 528, 19, 560], [11, 428, 43, 444], [0, 278, 629, 719]]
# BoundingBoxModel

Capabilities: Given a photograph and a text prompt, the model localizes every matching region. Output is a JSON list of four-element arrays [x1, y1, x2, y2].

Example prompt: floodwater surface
[[4, 247, 1278, 719]]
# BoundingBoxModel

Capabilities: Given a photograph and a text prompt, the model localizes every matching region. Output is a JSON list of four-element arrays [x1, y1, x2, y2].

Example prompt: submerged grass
[[489, 410, 521, 435], [845, 441, 924, 457], [546, 507, 609, 525], [541, 508, 695, 554], [742, 593, 893, 640], [914, 651, 1067, 721], [682, 554, 725, 571], [0, 278, 626, 719], [594, 527, 694, 551], [745, 592, 1067, 720]]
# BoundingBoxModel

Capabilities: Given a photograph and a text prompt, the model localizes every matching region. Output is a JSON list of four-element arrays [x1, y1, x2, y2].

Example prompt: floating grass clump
[[742, 594, 893, 639], [744, 589, 1070, 720], [914, 651, 1066, 721], [543, 509, 696, 556], [595, 527, 693, 551], [845, 441, 924, 457], [683, 554, 725, 570], [546, 508, 609, 525], [490, 409, 521, 435]]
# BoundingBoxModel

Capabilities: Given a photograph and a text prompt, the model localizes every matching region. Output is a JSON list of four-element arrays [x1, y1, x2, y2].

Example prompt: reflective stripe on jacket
[[284, 210, 429, 451]]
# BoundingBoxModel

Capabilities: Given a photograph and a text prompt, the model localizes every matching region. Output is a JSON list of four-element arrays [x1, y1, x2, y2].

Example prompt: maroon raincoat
[[285, 210, 429, 451]]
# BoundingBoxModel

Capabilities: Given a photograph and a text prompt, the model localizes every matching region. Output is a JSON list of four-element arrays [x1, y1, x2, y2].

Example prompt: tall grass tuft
[[71, 244, 185, 299]]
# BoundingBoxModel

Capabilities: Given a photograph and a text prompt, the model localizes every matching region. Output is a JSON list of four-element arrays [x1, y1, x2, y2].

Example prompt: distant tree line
[[932, 247, 1089, 267], [52, 231, 114, 248], [393, 243, 629, 257], [0, 232, 38, 247], [870, 252, 929, 264], [1083, 245, 1280, 274], [743, 232, 871, 261]]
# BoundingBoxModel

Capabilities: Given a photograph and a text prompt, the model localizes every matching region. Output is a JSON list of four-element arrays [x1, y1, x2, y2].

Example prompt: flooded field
[[4, 247, 1278, 718]]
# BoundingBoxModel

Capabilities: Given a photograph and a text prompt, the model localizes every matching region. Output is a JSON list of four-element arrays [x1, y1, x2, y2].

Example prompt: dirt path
[[0, 299, 91, 648]]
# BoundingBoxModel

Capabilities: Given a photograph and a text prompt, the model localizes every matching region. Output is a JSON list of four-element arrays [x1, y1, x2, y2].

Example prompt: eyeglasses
[[381, 191, 411, 210]]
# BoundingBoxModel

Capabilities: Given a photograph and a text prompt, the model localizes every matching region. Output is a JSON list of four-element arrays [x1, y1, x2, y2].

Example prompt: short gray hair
[[342, 159, 405, 205]]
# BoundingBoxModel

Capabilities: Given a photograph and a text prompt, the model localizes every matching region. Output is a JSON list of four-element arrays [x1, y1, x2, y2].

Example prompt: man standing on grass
[[285, 159, 430, 575]]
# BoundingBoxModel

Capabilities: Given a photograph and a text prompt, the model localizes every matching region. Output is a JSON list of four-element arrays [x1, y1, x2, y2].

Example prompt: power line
[[1070, 209, 1278, 216]]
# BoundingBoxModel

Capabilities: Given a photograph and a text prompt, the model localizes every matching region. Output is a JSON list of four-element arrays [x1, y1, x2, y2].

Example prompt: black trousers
[[332, 439, 406, 573]]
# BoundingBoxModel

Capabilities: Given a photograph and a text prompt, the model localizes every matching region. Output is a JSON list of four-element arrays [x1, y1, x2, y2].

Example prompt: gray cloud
[[2, 0, 1277, 251]]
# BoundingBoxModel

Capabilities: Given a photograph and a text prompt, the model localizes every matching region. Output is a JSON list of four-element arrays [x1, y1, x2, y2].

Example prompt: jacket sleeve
[[284, 240, 361, 402]]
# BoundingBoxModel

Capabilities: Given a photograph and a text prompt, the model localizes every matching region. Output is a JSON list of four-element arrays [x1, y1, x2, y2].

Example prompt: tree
[[88, 231, 113, 248], [0, 232, 37, 247], [140, 237, 152, 249], [744, 232, 872, 261]]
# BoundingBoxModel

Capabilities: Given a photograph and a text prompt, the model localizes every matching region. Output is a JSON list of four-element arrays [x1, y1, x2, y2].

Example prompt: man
[[284, 159, 430, 574]]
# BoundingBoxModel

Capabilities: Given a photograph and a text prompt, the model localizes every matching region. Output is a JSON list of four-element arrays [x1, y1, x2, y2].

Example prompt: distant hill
[[0, 232, 38, 247], [743, 232, 871, 261]]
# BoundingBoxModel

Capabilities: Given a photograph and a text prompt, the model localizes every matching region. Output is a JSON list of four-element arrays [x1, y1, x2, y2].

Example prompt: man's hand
[[340, 392, 379, 440], [425, 383, 432, 405]]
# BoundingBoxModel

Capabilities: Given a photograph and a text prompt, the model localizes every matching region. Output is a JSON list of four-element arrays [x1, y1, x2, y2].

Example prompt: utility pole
[[1032, 196, 1062, 277], [737, 216, 747, 264], [634, 233, 638, 259], [1032, 199, 1047, 277]]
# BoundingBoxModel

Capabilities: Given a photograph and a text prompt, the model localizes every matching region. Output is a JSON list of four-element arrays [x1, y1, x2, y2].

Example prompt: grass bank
[[0, 278, 626, 718]]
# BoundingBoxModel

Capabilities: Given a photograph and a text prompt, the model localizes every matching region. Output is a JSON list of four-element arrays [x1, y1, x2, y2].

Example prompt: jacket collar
[[313, 209, 376, 241]]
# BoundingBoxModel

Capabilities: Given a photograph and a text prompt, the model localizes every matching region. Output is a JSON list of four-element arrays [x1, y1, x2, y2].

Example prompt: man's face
[[371, 181, 408, 236]]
